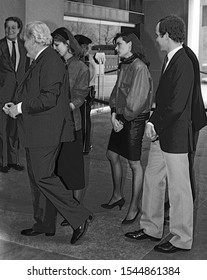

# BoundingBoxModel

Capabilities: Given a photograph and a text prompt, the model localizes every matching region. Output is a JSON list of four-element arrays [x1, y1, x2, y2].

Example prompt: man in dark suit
[[0, 16, 29, 173], [3, 21, 92, 245], [125, 15, 195, 253]]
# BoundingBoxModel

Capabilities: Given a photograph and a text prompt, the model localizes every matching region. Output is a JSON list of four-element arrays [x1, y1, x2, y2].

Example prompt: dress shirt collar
[[6, 38, 18, 44], [34, 46, 48, 60], [166, 45, 183, 65]]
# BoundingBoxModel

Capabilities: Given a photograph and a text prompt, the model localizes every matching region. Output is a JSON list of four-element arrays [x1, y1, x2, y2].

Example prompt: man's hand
[[145, 122, 157, 140], [8, 104, 19, 119], [2, 102, 14, 115]]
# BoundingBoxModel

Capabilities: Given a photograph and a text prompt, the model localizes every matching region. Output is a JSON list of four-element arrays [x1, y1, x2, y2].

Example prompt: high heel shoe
[[122, 210, 140, 224], [101, 198, 125, 210]]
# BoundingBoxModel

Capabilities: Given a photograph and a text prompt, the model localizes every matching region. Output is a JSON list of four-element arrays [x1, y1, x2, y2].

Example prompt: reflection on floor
[[0, 112, 207, 260]]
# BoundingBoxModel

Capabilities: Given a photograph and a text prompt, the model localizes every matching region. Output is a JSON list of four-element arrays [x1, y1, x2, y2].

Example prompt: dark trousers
[[0, 109, 20, 167], [25, 145, 91, 233], [80, 100, 91, 153]]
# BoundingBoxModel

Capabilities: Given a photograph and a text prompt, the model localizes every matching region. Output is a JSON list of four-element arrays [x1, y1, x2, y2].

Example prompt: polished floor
[[0, 111, 207, 260]]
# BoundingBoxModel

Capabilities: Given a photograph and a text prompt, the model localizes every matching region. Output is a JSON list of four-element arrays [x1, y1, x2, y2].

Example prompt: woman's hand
[[111, 113, 123, 132]]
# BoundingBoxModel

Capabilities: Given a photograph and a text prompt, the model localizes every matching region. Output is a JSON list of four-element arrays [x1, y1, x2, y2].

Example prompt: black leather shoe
[[8, 164, 24, 171], [45, 232, 55, 237], [21, 228, 55, 237], [101, 198, 125, 210], [71, 215, 93, 245], [154, 241, 190, 253], [0, 166, 9, 173], [125, 229, 161, 241], [61, 219, 70, 226]]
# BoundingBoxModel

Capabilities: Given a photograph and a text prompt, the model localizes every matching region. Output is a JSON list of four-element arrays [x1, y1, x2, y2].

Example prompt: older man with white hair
[[3, 21, 93, 245]]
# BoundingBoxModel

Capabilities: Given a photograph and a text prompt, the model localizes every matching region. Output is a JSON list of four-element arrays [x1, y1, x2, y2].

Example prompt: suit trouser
[[0, 108, 19, 167], [80, 100, 91, 153], [140, 141, 193, 249], [25, 145, 91, 233]]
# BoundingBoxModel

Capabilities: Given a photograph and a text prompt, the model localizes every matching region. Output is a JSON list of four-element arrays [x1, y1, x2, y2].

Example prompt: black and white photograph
[[0, 0, 207, 279]]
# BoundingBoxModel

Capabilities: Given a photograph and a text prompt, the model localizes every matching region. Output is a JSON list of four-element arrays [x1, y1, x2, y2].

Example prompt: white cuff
[[147, 122, 154, 127], [17, 102, 22, 114]]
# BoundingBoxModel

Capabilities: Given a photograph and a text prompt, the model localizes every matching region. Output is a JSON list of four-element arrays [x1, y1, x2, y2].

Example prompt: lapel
[[1, 37, 14, 70], [17, 38, 24, 70], [15, 47, 49, 100], [163, 48, 184, 74]]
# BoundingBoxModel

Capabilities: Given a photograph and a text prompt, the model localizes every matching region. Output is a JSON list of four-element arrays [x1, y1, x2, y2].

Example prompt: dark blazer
[[150, 48, 194, 153], [0, 37, 29, 103], [14, 46, 74, 148], [183, 44, 207, 133]]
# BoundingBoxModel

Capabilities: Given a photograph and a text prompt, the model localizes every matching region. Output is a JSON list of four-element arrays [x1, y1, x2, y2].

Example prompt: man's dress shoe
[[0, 166, 9, 173], [21, 228, 55, 237], [154, 241, 190, 253], [125, 229, 161, 241], [8, 164, 24, 171], [71, 215, 93, 245]]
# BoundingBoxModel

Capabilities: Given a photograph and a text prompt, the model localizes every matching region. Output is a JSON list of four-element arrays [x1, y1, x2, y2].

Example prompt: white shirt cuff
[[147, 122, 154, 127], [17, 102, 22, 114]]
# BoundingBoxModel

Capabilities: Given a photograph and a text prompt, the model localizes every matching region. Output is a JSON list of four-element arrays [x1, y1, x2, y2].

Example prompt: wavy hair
[[4, 16, 23, 34], [158, 15, 186, 43], [24, 21, 52, 46]]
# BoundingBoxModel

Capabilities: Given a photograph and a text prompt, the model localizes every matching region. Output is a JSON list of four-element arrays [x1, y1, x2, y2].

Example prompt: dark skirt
[[107, 113, 149, 161], [56, 130, 85, 190]]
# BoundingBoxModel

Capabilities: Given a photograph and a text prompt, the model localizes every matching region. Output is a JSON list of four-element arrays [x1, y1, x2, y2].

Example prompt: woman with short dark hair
[[101, 32, 153, 224]]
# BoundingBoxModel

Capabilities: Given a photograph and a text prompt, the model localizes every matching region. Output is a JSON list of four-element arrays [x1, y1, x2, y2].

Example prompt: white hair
[[24, 21, 52, 46]]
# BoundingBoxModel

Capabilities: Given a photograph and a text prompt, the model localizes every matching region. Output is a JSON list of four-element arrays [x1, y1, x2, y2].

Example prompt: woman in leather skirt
[[101, 32, 153, 224]]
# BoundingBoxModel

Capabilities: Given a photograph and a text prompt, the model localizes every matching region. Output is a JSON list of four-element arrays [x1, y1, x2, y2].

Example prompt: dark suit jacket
[[14, 46, 74, 148], [0, 37, 29, 103], [183, 44, 207, 134], [150, 48, 194, 153]]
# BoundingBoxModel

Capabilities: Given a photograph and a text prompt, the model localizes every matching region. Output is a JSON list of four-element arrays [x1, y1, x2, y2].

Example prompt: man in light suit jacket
[[3, 21, 93, 245], [125, 15, 195, 253], [0, 17, 29, 173]]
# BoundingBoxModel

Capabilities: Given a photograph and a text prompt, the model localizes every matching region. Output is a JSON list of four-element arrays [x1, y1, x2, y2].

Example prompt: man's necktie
[[161, 55, 168, 74], [11, 41, 16, 70]]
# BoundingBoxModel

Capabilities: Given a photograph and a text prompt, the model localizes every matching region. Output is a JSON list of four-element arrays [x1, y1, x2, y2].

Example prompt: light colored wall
[[0, 0, 65, 38], [0, 0, 26, 38], [25, 0, 64, 33]]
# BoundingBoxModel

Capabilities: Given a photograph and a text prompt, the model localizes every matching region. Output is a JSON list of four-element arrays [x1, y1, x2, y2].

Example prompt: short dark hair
[[158, 15, 185, 43], [4, 16, 23, 34]]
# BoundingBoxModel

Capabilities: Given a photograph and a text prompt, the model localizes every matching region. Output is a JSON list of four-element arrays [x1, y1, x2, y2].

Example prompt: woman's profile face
[[115, 37, 132, 58], [53, 40, 68, 57]]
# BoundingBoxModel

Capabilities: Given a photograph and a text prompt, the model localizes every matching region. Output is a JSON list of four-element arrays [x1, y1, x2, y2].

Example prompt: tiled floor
[[0, 111, 207, 260]]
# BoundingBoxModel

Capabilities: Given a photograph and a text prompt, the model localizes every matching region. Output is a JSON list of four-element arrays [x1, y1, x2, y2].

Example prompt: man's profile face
[[5, 20, 20, 41], [24, 36, 36, 59]]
